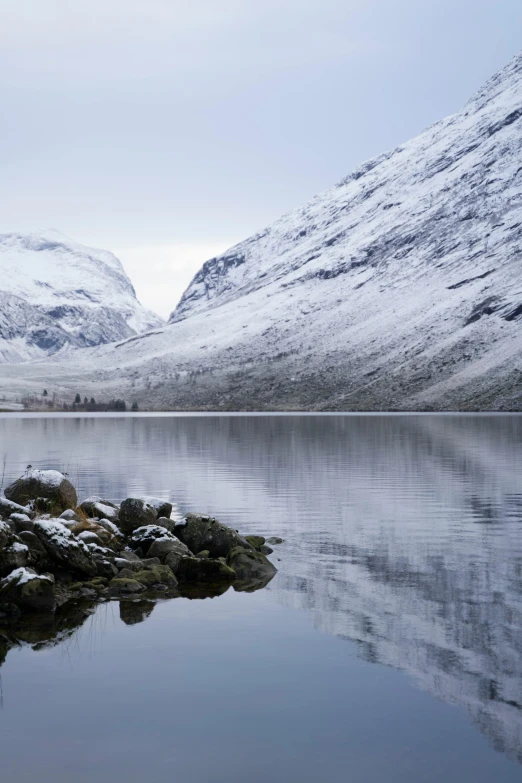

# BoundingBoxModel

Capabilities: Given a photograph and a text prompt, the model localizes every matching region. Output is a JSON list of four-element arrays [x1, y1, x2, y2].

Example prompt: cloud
[[0, 0, 364, 96]]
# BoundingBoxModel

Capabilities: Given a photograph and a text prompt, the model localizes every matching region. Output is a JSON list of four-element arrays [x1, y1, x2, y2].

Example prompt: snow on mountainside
[[0, 231, 163, 362], [1, 52, 521, 409]]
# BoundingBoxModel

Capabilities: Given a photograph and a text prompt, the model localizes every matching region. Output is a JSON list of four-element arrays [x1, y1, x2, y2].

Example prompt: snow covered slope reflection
[[0, 413, 521, 765]]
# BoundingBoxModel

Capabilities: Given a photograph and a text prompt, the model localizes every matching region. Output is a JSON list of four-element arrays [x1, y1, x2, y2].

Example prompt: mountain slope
[[1, 53, 521, 409], [0, 231, 163, 362]]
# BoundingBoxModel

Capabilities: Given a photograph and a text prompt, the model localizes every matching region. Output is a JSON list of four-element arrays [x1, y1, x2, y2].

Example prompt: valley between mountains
[[1, 52, 521, 411]]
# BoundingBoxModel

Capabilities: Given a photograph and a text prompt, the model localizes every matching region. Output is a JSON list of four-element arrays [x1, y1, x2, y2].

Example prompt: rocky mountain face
[[0, 231, 163, 363], [0, 52, 521, 408]]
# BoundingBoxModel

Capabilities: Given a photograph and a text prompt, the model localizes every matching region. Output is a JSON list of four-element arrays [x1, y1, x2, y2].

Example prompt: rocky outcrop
[[0, 471, 277, 620], [174, 513, 253, 559]]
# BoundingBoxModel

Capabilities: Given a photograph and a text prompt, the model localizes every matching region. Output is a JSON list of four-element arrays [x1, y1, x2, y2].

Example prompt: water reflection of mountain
[[1, 414, 521, 762]]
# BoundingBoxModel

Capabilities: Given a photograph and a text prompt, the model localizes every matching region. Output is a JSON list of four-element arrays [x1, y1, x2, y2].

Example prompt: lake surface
[[0, 413, 521, 782]]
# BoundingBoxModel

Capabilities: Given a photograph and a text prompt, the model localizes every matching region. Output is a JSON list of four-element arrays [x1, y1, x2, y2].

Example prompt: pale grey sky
[[1, 0, 521, 317]]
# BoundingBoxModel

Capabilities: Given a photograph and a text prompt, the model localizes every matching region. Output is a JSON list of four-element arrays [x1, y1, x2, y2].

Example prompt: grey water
[[0, 413, 521, 783]]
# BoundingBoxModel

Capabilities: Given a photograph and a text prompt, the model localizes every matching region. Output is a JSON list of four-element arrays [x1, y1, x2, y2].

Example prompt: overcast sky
[[1, 1, 521, 317]]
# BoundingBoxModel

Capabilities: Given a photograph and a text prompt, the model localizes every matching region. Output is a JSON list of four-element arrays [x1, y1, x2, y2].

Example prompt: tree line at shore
[[19, 391, 139, 412]]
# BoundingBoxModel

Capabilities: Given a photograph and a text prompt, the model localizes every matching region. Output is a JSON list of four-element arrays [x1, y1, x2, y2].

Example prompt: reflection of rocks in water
[[119, 600, 155, 626], [0, 568, 275, 665], [0, 599, 98, 662]]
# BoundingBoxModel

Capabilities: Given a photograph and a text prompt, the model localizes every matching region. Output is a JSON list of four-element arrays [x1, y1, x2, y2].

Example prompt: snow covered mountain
[[0, 231, 163, 362], [1, 52, 521, 409]]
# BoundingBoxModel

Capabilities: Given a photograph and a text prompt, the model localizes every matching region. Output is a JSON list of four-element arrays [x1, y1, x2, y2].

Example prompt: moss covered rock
[[133, 565, 177, 589], [176, 556, 237, 583], [227, 546, 277, 582], [245, 535, 266, 550], [175, 514, 253, 559], [108, 577, 146, 596]]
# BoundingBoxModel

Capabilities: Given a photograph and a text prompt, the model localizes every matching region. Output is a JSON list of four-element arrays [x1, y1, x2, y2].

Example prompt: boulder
[[139, 497, 173, 520], [117, 549, 141, 563], [174, 513, 253, 559], [245, 535, 266, 550], [133, 565, 177, 589], [34, 519, 97, 577], [176, 556, 237, 583], [129, 525, 178, 555], [0, 541, 30, 576], [59, 509, 81, 522], [8, 513, 34, 534], [0, 496, 33, 520], [266, 537, 284, 545], [0, 520, 12, 551], [79, 497, 120, 522], [69, 519, 123, 551], [155, 517, 178, 534], [18, 530, 49, 563], [0, 567, 56, 613], [77, 531, 102, 545], [90, 552, 118, 579], [227, 546, 277, 582], [108, 577, 146, 596], [5, 470, 77, 512], [119, 498, 157, 534], [114, 557, 143, 572], [147, 536, 192, 566], [97, 518, 124, 542]]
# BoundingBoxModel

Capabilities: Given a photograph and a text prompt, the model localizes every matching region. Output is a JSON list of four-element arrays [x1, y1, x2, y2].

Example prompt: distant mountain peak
[[0, 232, 163, 363]]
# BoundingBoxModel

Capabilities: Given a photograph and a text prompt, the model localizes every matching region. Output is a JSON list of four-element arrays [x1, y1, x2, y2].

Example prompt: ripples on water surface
[[0, 413, 521, 783]]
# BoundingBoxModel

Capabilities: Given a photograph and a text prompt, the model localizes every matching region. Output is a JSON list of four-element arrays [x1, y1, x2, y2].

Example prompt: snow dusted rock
[[5, 469, 77, 511], [59, 508, 80, 522], [119, 498, 157, 534], [0, 541, 30, 576], [138, 497, 173, 520], [0, 567, 56, 613], [147, 535, 192, 567], [69, 519, 123, 551], [79, 497, 120, 522], [0, 521, 13, 551], [34, 519, 96, 577], [0, 230, 163, 363], [174, 513, 253, 559], [8, 513, 34, 534], [155, 516, 178, 534], [0, 496, 33, 520], [77, 531, 102, 545], [129, 525, 178, 556]]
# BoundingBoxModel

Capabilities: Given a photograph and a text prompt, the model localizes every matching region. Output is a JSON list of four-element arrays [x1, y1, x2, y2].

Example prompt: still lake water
[[0, 413, 521, 783]]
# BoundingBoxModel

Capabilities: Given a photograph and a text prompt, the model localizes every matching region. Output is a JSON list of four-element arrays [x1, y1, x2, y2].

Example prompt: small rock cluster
[[0, 469, 279, 619]]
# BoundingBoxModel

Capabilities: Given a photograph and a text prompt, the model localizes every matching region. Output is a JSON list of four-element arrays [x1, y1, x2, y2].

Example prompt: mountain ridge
[[0, 51, 521, 410]]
